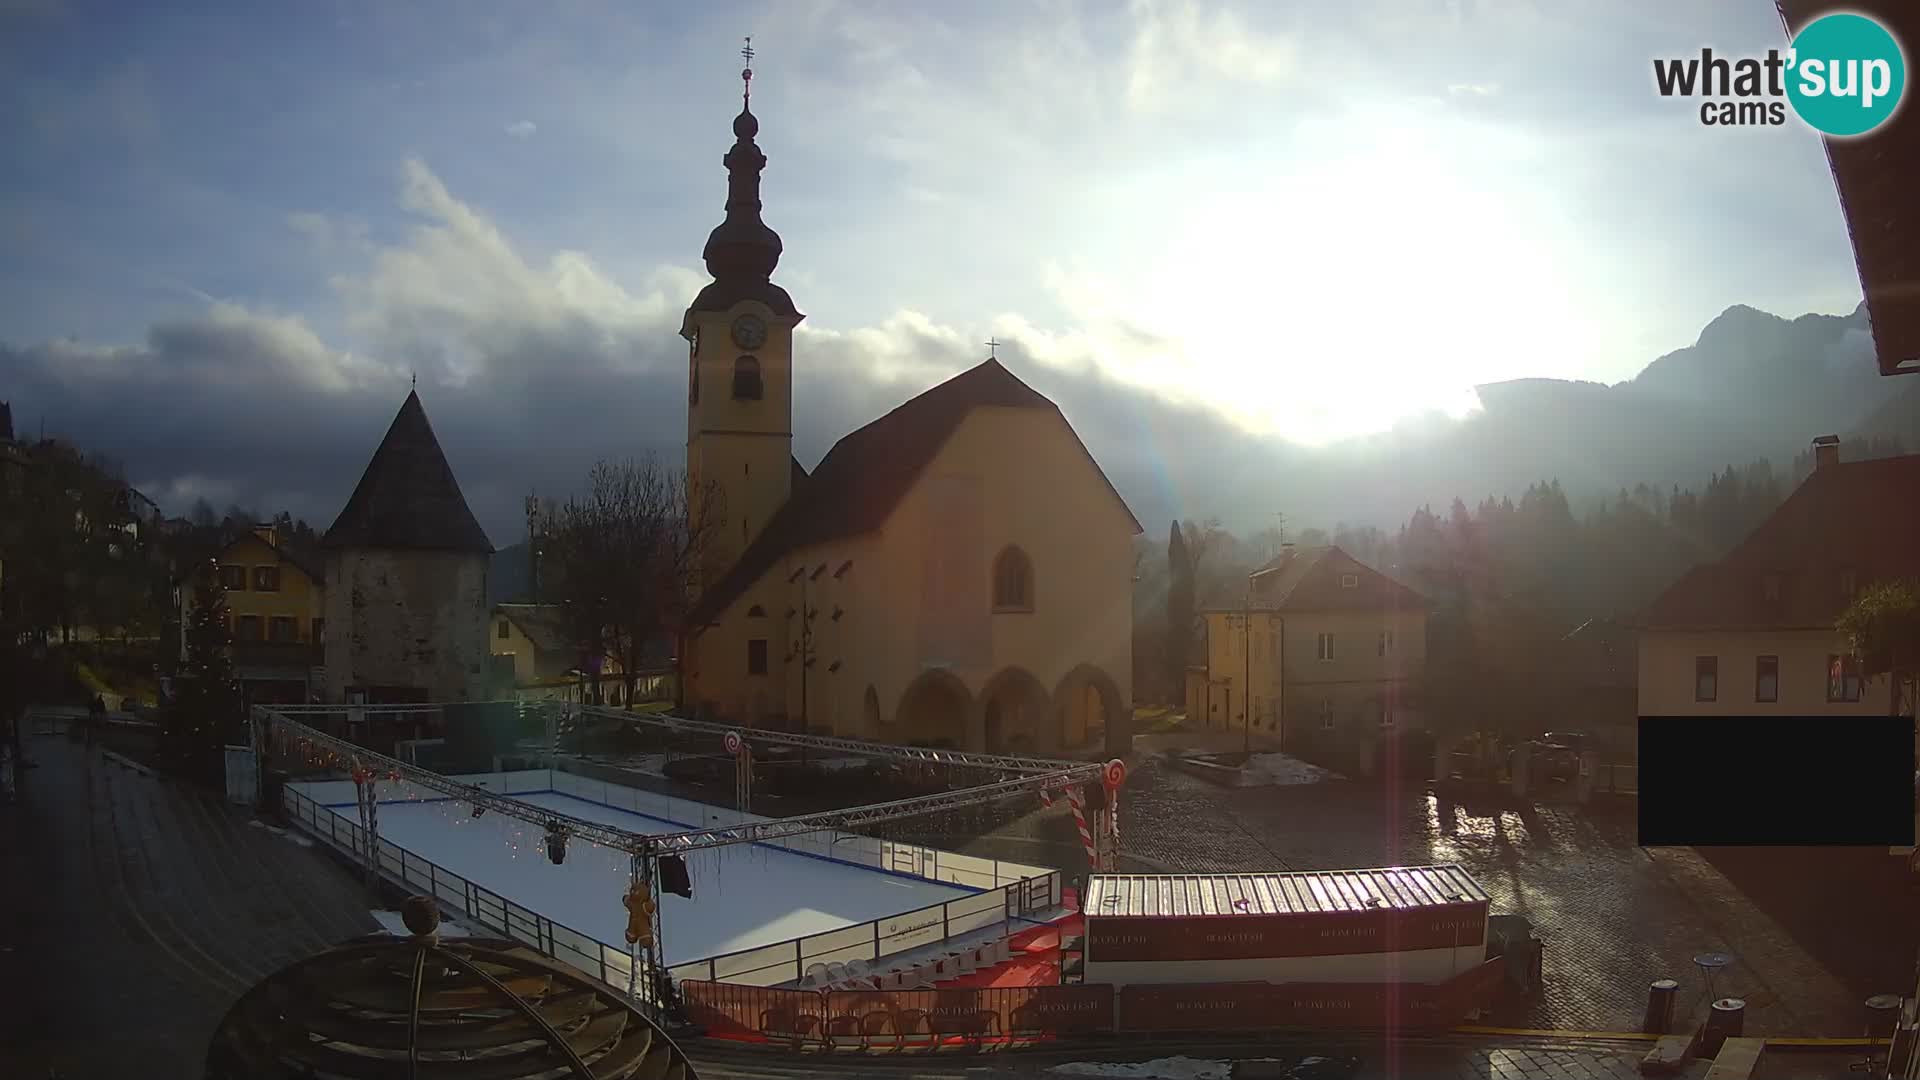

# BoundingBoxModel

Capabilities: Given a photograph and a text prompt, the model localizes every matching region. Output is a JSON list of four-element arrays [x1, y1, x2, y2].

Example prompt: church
[[679, 58, 1140, 758]]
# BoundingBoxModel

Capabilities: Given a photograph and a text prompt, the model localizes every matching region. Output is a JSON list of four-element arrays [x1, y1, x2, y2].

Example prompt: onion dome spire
[[702, 36, 782, 284]]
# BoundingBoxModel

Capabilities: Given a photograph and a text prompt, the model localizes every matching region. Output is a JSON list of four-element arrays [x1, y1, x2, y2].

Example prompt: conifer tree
[[166, 562, 244, 781]]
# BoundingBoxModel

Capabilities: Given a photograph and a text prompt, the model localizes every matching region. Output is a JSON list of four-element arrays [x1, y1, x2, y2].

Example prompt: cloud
[[1447, 82, 1500, 96], [4, 153, 1348, 543], [505, 119, 537, 138]]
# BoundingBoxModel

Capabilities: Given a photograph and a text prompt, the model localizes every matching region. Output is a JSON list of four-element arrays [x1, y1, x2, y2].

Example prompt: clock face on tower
[[730, 314, 768, 350]]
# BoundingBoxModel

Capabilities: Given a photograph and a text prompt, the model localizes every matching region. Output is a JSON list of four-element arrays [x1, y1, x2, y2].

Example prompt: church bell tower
[[683, 39, 803, 581]]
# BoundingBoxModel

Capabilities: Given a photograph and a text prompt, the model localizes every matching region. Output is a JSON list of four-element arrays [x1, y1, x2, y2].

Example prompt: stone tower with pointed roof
[[321, 390, 494, 703]]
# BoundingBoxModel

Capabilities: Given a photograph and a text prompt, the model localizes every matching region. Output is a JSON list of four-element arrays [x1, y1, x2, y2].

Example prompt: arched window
[[747, 605, 766, 618], [992, 545, 1034, 612], [732, 355, 763, 400]]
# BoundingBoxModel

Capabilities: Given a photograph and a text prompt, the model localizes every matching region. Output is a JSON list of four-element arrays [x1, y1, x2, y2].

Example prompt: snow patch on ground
[[371, 909, 471, 938], [1050, 1058, 1236, 1080], [1242, 753, 1342, 786]]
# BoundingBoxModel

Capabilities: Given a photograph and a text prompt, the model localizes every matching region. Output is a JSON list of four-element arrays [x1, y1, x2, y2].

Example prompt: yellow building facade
[[180, 526, 327, 702], [1197, 546, 1430, 762], [677, 71, 1139, 757]]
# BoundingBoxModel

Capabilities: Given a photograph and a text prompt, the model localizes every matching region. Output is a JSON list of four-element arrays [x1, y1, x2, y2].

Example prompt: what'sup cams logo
[[1653, 11, 1907, 136]]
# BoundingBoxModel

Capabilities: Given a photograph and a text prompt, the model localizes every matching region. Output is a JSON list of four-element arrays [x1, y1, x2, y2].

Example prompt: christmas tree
[[165, 561, 244, 782]]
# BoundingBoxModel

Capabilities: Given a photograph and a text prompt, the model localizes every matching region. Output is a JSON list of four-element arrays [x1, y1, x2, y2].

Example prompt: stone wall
[[322, 548, 489, 702]]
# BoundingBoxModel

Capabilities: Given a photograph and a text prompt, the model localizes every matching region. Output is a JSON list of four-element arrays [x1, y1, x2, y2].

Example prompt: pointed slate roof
[[689, 357, 1140, 625], [322, 391, 493, 553]]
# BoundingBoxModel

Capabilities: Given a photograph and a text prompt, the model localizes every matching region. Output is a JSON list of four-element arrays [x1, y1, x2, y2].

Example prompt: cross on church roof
[[741, 36, 754, 104], [985, 338, 1002, 359]]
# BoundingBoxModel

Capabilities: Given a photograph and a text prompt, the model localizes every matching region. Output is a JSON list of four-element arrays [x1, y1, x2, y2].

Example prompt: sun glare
[[1072, 109, 1597, 445]]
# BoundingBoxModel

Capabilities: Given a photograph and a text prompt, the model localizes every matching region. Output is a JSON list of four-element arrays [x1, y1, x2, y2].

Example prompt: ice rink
[[325, 791, 976, 965]]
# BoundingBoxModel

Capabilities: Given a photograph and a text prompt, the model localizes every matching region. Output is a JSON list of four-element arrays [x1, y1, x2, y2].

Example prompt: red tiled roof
[[1639, 453, 1920, 630], [689, 358, 1141, 625], [1205, 545, 1430, 615], [1778, 1, 1920, 377]]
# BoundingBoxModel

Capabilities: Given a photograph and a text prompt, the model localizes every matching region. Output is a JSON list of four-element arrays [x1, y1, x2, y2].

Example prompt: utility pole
[[524, 494, 543, 604], [1243, 575, 1252, 756]]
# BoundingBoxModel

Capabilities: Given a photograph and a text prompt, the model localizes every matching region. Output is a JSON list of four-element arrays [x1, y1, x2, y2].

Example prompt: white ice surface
[[328, 791, 974, 965]]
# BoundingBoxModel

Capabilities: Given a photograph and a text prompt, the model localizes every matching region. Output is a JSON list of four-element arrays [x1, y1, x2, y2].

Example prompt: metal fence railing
[[279, 773, 1063, 998], [280, 783, 653, 1001]]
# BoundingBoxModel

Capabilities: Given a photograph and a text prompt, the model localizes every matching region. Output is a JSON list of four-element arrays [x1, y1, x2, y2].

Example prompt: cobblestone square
[[1113, 755, 1915, 1036]]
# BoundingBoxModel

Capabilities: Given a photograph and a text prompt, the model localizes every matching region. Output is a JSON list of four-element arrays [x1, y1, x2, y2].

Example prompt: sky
[[0, 0, 1875, 543]]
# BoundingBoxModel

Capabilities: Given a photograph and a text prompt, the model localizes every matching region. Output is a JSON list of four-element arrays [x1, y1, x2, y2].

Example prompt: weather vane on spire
[[741, 36, 754, 106]]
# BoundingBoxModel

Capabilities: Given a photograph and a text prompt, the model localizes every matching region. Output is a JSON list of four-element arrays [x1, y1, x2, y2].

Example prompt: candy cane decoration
[[1067, 785, 1098, 869], [1102, 759, 1126, 870], [1038, 787, 1053, 809], [725, 731, 751, 814]]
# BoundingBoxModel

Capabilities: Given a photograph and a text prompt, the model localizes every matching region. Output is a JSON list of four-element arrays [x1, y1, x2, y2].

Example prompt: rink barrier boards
[[280, 772, 1063, 995], [680, 958, 1508, 1048]]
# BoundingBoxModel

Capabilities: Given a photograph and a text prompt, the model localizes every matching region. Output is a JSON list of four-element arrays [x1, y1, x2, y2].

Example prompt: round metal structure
[[206, 898, 697, 1080]]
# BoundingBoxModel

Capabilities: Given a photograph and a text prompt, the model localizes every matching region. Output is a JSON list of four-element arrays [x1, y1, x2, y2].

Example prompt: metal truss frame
[[574, 703, 1093, 774], [257, 704, 1105, 857]]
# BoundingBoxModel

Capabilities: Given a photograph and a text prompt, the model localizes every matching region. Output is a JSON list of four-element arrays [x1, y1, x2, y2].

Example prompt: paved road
[[0, 729, 378, 1079]]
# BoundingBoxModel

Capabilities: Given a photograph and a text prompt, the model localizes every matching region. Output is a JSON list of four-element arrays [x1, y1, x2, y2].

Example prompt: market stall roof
[[1086, 866, 1488, 919]]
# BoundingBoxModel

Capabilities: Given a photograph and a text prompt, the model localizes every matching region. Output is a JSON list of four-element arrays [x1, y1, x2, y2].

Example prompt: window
[[1316, 633, 1335, 662], [1694, 656, 1718, 702], [219, 564, 247, 590], [1381, 704, 1396, 729], [1755, 656, 1779, 703], [1319, 699, 1335, 730], [747, 605, 766, 618], [1839, 568, 1858, 598], [313, 618, 326, 644], [497, 619, 511, 640], [1340, 573, 1359, 589], [747, 638, 768, 676], [732, 355, 763, 400], [992, 546, 1034, 611], [1378, 630, 1394, 657], [1761, 574, 1782, 602], [235, 615, 263, 642], [268, 616, 297, 643], [1827, 654, 1863, 702], [253, 565, 281, 592]]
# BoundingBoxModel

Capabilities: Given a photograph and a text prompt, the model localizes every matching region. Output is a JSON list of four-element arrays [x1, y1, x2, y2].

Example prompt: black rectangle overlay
[[1638, 716, 1915, 846]]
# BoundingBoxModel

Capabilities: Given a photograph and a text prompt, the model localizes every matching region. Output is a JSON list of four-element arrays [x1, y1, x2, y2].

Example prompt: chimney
[[1812, 434, 1840, 471], [252, 523, 278, 547], [0, 400, 12, 443]]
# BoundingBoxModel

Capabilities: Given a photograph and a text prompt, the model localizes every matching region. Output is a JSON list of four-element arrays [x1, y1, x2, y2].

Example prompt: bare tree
[[542, 458, 726, 708]]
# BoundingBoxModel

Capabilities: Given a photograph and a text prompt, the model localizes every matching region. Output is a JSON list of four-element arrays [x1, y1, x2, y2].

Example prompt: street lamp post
[[785, 566, 817, 733]]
